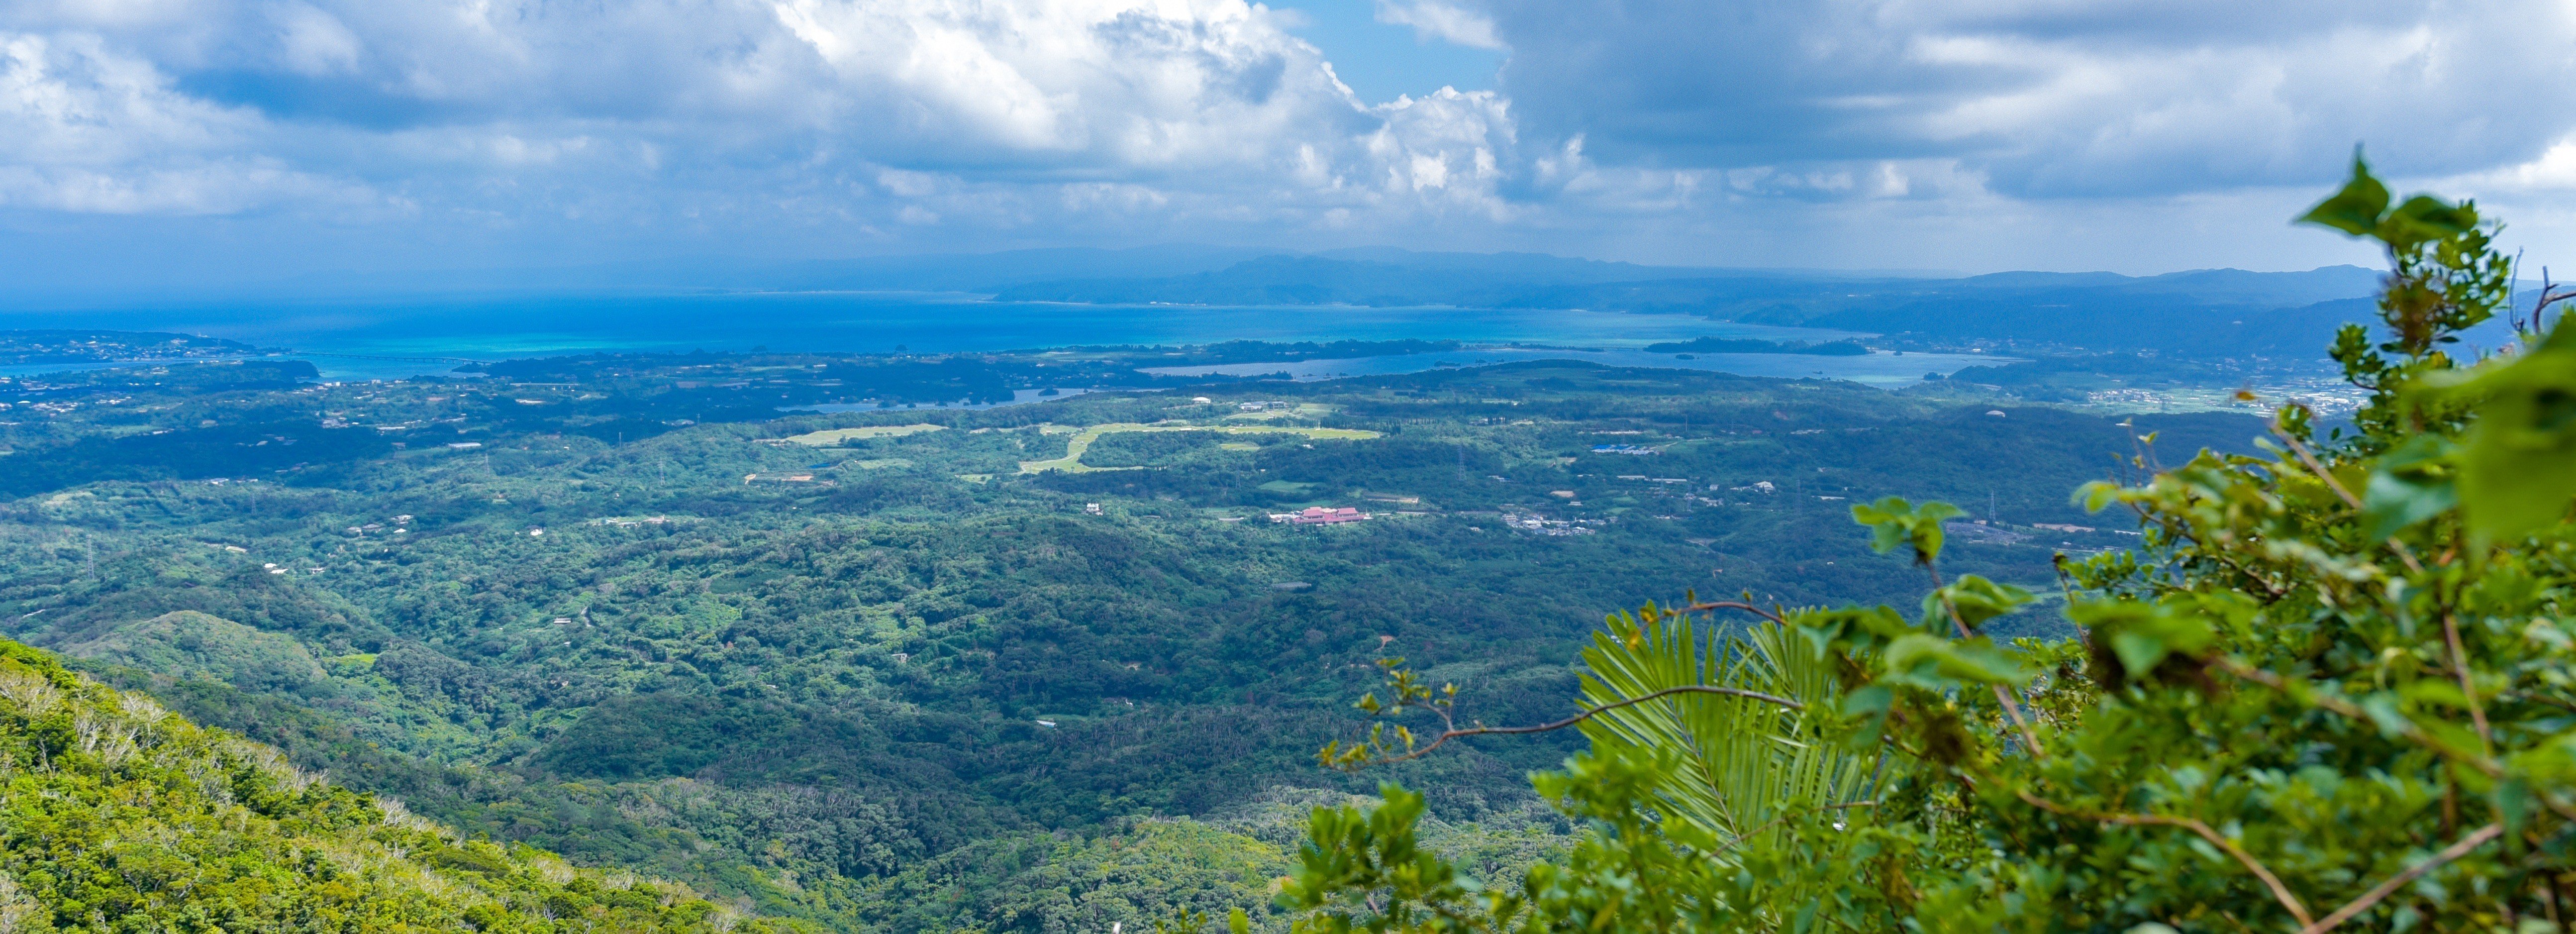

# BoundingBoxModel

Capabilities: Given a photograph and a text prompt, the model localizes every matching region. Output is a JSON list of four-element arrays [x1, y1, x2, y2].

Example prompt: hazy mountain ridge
[[1807, 295, 2383, 355], [991, 252, 2378, 310], [979, 253, 2384, 356], [0, 244, 2398, 363]]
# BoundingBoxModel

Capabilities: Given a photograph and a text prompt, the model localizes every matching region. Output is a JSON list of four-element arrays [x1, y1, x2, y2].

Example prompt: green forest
[[0, 325, 2287, 929]]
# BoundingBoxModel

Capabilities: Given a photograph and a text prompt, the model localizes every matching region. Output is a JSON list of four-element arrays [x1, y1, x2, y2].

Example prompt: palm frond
[[1574, 606, 1880, 847]]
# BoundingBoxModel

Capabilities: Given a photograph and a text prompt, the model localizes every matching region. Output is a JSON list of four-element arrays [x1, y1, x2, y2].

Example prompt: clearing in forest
[[1017, 422, 1381, 474], [1225, 403, 1338, 421], [781, 424, 947, 445]]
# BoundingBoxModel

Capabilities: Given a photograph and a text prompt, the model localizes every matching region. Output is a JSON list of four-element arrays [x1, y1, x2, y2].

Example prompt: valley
[[0, 339, 2265, 930]]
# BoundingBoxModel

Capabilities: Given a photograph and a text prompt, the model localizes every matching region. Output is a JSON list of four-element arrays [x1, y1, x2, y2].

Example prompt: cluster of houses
[[1498, 512, 1601, 536], [590, 515, 674, 528], [743, 472, 829, 485], [1268, 506, 1371, 525], [343, 515, 415, 535]]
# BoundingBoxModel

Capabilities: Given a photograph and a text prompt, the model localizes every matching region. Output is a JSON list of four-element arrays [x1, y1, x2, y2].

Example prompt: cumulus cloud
[[0, 0, 2568, 276], [0, 29, 368, 213], [1485, 0, 2576, 198], [0, 0, 1525, 232], [2467, 137, 2576, 193]]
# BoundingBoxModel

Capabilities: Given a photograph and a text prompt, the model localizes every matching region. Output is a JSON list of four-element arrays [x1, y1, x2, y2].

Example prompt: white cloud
[[0, 0, 1525, 229], [0, 0, 2570, 277], [2457, 135, 2576, 193], [0, 29, 368, 213], [1374, 0, 1506, 51], [1486, 0, 2576, 198], [0, 161, 364, 213], [271, 4, 361, 77]]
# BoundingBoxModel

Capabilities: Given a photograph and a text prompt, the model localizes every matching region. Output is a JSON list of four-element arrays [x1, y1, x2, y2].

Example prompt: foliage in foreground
[[0, 639, 784, 933], [1288, 158, 2576, 931]]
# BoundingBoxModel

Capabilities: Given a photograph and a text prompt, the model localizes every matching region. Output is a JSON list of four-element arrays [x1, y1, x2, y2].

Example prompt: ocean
[[1, 290, 2002, 386]]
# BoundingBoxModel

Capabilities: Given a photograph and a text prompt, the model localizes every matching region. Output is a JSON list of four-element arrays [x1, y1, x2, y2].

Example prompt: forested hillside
[[0, 342, 2270, 929], [0, 636, 777, 932]]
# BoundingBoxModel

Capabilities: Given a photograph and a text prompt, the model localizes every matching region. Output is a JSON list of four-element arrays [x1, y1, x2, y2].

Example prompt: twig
[[2240, 424, 2491, 753], [2015, 790, 2313, 929], [2119, 416, 2167, 475], [2521, 268, 2575, 337], [1676, 600, 1789, 625], [1927, 565, 2046, 758], [2208, 551, 2289, 602], [2259, 417, 2507, 758], [2262, 353, 2495, 761], [2265, 413, 2427, 576], [2499, 690, 2576, 715], [2297, 823, 2502, 934], [2212, 658, 2498, 778], [1359, 684, 1805, 766], [2210, 656, 2576, 825], [2441, 612, 2494, 754]]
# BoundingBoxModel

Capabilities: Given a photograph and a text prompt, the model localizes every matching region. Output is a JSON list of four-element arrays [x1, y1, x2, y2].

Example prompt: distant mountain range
[[991, 251, 2383, 311], [982, 250, 2391, 357]]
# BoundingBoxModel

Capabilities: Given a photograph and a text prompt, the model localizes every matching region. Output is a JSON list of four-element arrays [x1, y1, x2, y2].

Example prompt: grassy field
[[1017, 422, 1383, 474], [1225, 404, 1339, 421], [780, 424, 947, 445]]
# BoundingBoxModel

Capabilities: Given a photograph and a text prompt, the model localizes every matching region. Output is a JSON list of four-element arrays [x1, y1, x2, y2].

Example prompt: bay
[[1, 290, 2000, 385], [1140, 346, 2005, 388]]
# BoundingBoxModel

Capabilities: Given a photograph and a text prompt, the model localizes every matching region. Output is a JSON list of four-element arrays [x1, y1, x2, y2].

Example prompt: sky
[[6, 0, 2576, 296]]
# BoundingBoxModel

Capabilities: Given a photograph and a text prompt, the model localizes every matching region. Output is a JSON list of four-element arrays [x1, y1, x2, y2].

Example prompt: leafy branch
[[2010, 788, 2314, 929], [1288, 157, 2576, 934], [1321, 601, 1804, 771]]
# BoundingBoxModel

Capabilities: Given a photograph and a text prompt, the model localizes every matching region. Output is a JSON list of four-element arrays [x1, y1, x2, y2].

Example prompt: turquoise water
[[1, 290, 1997, 385], [1141, 346, 2003, 388]]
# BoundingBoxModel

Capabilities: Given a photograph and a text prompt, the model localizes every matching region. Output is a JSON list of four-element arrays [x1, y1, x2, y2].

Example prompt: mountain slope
[[0, 638, 786, 933]]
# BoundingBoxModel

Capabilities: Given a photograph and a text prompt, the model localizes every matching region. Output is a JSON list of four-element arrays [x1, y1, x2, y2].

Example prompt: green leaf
[[2379, 195, 2479, 248], [2423, 330, 2576, 542], [2069, 599, 2214, 683], [1841, 684, 1893, 719], [1878, 633, 2030, 689], [2361, 434, 2459, 540], [1573, 612, 1878, 845], [2107, 630, 2170, 679], [1927, 575, 2035, 632], [2358, 692, 2413, 737], [2495, 779, 2537, 835], [1852, 496, 1967, 566], [2076, 480, 2122, 513], [2296, 153, 2391, 237]]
